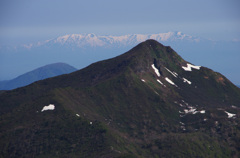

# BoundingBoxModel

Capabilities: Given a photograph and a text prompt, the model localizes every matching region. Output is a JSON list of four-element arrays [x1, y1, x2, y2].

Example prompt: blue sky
[[0, 0, 240, 45], [0, 0, 240, 85]]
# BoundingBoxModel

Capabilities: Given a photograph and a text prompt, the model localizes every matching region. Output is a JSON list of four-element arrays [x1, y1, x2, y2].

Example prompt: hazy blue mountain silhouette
[[0, 63, 77, 90]]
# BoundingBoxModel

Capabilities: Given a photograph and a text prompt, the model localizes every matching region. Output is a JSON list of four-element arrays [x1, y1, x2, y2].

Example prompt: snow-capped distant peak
[[177, 32, 182, 36], [87, 33, 96, 38], [56, 35, 71, 44]]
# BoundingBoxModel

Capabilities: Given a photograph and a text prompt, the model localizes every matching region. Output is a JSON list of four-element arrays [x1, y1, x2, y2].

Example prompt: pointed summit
[[111, 40, 186, 77], [128, 39, 184, 61]]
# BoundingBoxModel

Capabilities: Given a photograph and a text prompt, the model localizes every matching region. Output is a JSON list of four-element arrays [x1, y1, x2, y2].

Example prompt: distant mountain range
[[0, 40, 240, 157], [0, 63, 77, 90], [21, 32, 200, 49], [1, 32, 240, 85]]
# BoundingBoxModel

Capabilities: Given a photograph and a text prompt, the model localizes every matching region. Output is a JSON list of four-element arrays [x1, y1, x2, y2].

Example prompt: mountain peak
[[86, 33, 96, 38], [1, 41, 240, 157], [127, 40, 184, 66], [142, 39, 165, 46]]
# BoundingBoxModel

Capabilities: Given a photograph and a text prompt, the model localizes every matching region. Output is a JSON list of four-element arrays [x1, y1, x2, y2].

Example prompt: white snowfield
[[41, 104, 55, 112], [151, 64, 161, 77], [225, 111, 236, 118], [182, 63, 201, 71]]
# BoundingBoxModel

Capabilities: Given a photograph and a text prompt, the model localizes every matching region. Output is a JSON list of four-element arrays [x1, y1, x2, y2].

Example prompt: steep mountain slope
[[0, 63, 77, 90], [0, 40, 240, 157]]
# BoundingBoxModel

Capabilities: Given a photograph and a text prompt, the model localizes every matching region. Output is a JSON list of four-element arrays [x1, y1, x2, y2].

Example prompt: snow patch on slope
[[165, 77, 177, 87], [184, 107, 197, 114], [165, 67, 178, 78], [183, 77, 192, 84], [41, 104, 55, 112], [151, 64, 160, 77], [175, 100, 206, 116], [182, 63, 201, 71], [182, 107, 205, 115], [157, 79, 166, 87], [225, 111, 236, 118]]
